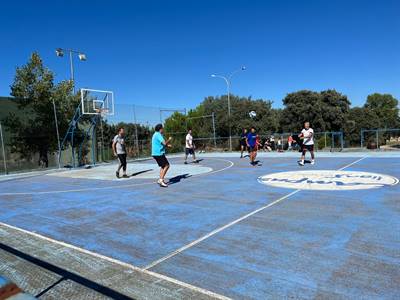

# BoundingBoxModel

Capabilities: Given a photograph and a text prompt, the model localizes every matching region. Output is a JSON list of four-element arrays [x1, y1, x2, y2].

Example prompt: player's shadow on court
[[168, 174, 192, 185], [130, 169, 153, 177]]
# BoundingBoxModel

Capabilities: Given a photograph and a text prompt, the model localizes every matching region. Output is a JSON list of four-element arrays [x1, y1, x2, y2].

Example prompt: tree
[[280, 89, 350, 133], [364, 93, 399, 128], [343, 107, 380, 147], [4, 52, 79, 165]]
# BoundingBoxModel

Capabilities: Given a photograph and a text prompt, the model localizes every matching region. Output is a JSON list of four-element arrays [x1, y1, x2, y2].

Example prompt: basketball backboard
[[81, 88, 114, 115]]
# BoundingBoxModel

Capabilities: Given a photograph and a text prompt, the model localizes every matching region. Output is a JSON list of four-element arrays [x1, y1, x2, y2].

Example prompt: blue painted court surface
[[0, 152, 399, 299]]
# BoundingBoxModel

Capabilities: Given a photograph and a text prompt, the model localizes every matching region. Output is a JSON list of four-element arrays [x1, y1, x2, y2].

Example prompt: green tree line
[[165, 91, 399, 147]]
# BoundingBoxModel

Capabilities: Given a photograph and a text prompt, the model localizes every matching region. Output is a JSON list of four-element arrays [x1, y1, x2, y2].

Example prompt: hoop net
[[95, 108, 110, 117]]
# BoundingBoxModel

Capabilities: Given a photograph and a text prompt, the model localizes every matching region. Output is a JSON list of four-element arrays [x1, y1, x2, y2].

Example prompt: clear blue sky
[[1, 0, 399, 109]]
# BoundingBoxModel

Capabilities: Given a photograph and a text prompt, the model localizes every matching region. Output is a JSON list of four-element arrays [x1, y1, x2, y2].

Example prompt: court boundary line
[[0, 221, 231, 300], [0, 158, 234, 196], [143, 156, 367, 270]]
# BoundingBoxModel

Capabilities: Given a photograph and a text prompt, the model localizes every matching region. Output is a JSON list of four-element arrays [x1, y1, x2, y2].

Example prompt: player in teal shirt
[[152, 124, 172, 187]]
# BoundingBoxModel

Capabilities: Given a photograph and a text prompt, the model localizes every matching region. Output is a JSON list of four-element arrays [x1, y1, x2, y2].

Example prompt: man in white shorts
[[184, 129, 197, 164], [298, 121, 315, 166]]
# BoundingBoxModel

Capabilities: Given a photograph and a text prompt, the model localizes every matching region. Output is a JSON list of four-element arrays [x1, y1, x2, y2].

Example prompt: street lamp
[[55, 48, 87, 93], [211, 66, 246, 151]]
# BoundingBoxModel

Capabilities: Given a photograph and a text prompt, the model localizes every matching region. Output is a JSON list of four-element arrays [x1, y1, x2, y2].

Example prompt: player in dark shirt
[[240, 128, 248, 158], [246, 127, 259, 165]]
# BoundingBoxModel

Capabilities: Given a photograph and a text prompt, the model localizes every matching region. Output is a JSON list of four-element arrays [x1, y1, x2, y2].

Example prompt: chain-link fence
[[0, 99, 187, 174], [1, 97, 400, 175], [192, 131, 345, 153], [361, 129, 400, 150]]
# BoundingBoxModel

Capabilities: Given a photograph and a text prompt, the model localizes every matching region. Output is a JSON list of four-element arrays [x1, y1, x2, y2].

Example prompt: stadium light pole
[[211, 66, 246, 151], [55, 48, 87, 93]]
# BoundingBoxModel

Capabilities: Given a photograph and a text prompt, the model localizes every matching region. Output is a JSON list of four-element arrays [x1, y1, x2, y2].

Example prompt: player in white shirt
[[298, 122, 315, 166], [184, 129, 198, 164]]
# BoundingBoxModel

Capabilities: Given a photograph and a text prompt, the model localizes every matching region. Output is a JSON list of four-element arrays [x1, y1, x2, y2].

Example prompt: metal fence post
[[376, 130, 379, 149], [340, 131, 344, 150], [212, 112, 217, 148], [324, 132, 327, 149], [360, 129, 364, 148], [133, 105, 139, 157], [52, 99, 62, 168], [0, 122, 7, 174]]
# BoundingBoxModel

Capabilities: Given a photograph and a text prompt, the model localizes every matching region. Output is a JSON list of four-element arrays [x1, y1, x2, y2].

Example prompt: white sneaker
[[311, 160, 315, 165], [298, 160, 304, 166], [158, 179, 168, 187]]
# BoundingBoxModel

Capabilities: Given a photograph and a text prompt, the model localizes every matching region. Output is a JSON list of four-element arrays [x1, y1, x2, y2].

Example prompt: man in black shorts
[[184, 129, 197, 164], [112, 127, 128, 178], [240, 128, 248, 158], [152, 124, 172, 187], [298, 121, 315, 166], [246, 127, 259, 165]]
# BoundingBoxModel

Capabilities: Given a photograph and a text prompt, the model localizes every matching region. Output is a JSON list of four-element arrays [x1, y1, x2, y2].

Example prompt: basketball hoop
[[95, 108, 110, 117]]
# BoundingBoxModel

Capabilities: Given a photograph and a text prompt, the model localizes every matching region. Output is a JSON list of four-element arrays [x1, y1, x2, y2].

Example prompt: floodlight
[[78, 53, 87, 61], [56, 48, 64, 57]]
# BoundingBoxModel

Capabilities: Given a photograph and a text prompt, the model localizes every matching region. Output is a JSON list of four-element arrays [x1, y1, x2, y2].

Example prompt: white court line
[[0, 221, 231, 300], [0, 158, 234, 196], [337, 156, 367, 170], [143, 189, 301, 270], [197, 158, 234, 176], [0, 181, 156, 196], [143, 156, 368, 270]]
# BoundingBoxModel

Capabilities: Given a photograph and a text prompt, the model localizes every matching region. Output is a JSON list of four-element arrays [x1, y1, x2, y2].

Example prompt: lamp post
[[211, 66, 246, 151], [55, 48, 86, 93]]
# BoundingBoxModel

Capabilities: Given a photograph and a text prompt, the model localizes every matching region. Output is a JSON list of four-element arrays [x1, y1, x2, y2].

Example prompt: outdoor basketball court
[[0, 152, 399, 299]]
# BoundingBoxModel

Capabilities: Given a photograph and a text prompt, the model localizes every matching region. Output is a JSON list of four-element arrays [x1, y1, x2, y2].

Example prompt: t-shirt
[[152, 132, 165, 156], [240, 133, 247, 141], [113, 135, 126, 154], [247, 132, 257, 147], [185, 134, 193, 149], [301, 128, 314, 145]]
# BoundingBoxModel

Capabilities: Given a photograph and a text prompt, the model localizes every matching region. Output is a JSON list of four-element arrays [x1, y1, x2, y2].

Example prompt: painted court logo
[[258, 170, 399, 191]]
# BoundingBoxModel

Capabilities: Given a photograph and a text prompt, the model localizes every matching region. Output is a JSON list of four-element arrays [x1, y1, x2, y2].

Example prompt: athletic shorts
[[248, 145, 257, 152], [240, 140, 247, 147], [302, 144, 314, 152], [153, 155, 169, 168], [185, 148, 194, 155]]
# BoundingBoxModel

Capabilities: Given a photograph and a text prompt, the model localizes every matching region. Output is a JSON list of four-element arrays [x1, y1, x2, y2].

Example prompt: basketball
[[249, 111, 257, 118]]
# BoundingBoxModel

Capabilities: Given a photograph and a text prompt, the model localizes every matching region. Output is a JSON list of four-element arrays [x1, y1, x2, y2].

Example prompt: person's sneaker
[[184, 161, 188, 165], [298, 161, 304, 166], [116, 172, 120, 178], [158, 179, 168, 187], [193, 160, 199, 163], [122, 174, 129, 178], [311, 160, 315, 165]]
